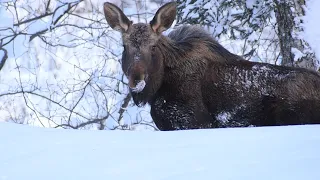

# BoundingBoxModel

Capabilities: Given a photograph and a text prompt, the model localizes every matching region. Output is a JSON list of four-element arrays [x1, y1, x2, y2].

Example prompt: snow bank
[[0, 122, 320, 180]]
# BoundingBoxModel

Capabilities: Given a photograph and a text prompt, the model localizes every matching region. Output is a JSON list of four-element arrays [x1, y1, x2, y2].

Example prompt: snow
[[1, 122, 320, 180], [246, 0, 255, 9], [130, 80, 146, 93], [216, 111, 232, 123], [0, 0, 320, 130], [303, 0, 320, 62], [291, 47, 304, 61]]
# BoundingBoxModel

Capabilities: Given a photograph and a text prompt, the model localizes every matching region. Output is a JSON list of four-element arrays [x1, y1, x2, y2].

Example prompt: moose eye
[[151, 46, 156, 51]]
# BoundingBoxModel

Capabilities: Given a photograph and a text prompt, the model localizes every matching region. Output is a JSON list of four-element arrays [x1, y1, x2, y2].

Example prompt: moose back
[[103, 2, 320, 130]]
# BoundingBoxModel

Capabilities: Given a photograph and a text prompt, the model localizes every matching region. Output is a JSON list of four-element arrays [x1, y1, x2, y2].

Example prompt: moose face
[[103, 2, 177, 93]]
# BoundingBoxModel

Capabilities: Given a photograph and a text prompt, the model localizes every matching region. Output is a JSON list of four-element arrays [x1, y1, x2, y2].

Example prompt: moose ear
[[103, 2, 132, 33], [150, 2, 177, 34]]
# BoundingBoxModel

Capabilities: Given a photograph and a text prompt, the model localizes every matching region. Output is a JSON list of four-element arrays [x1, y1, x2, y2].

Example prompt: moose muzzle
[[128, 62, 147, 93]]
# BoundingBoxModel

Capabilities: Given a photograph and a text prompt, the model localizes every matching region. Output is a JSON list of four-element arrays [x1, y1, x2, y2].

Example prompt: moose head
[[103, 1, 177, 97]]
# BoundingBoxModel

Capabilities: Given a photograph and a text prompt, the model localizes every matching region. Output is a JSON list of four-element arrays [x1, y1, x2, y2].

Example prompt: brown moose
[[103, 1, 320, 130]]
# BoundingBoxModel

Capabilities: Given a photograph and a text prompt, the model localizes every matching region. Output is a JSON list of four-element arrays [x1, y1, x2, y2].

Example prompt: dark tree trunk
[[274, 0, 317, 70], [274, 1, 295, 67]]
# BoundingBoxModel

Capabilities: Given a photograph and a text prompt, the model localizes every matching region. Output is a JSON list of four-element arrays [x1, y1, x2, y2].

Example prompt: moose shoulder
[[103, 2, 320, 131]]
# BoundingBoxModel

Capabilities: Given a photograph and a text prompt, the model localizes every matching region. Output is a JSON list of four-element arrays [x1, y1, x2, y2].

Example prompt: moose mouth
[[129, 74, 147, 93]]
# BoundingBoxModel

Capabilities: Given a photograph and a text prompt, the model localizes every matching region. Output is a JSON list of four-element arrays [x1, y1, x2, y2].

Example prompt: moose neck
[[157, 36, 185, 68]]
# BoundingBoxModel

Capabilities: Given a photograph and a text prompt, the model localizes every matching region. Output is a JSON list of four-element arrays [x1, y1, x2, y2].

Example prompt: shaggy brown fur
[[103, 2, 320, 131]]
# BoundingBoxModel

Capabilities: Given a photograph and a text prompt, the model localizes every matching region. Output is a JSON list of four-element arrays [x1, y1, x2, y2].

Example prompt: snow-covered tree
[[175, 0, 318, 70]]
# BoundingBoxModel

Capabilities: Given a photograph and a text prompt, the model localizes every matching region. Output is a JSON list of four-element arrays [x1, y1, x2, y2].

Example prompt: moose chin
[[103, 1, 320, 131]]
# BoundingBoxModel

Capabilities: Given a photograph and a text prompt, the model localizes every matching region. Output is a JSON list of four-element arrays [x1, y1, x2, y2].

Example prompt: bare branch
[[117, 93, 132, 124], [0, 47, 8, 71]]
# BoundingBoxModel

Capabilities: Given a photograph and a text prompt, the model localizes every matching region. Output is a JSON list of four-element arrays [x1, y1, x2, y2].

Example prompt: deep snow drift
[[0, 122, 320, 180]]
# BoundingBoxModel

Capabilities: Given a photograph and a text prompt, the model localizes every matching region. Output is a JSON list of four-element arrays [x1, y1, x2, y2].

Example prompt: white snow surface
[[1, 122, 320, 180]]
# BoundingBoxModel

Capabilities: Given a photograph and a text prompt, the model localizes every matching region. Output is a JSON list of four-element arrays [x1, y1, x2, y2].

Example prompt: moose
[[103, 1, 320, 131]]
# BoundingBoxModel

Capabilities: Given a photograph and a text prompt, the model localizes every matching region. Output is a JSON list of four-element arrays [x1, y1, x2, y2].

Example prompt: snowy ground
[[1, 122, 320, 180]]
